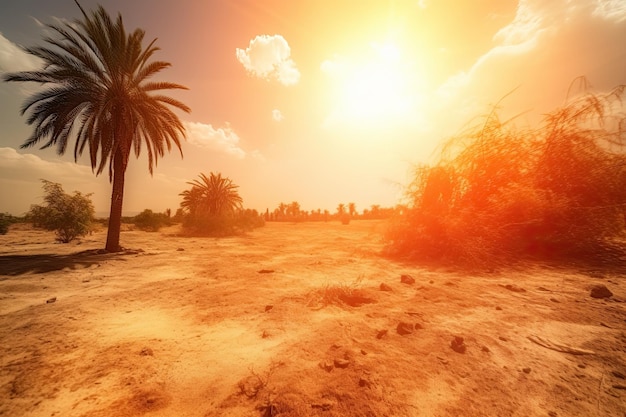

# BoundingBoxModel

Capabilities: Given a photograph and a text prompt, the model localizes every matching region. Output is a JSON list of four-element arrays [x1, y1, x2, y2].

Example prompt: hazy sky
[[1, 0, 625, 216]]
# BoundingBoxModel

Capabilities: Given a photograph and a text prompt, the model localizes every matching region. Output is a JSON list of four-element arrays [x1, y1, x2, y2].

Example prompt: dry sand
[[0, 220, 624, 416]]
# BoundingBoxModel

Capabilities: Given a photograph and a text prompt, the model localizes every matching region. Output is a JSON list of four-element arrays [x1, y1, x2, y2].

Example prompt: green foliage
[[0, 213, 13, 235], [386, 81, 626, 267], [29, 180, 95, 243], [133, 209, 171, 232], [179, 172, 263, 236]]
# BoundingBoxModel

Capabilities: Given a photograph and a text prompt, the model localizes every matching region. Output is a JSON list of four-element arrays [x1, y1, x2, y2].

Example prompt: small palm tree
[[3, 2, 190, 252], [181, 172, 243, 216], [179, 186, 204, 217]]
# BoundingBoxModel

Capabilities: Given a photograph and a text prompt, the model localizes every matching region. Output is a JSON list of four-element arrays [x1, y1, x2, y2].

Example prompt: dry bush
[[386, 79, 626, 267], [306, 277, 375, 309]]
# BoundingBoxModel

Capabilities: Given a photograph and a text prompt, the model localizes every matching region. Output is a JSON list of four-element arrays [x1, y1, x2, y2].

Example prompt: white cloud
[[0, 32, 41, 73], [0, 147, 93, 178], [0, 147, 111, 215], [593, 0, 626, 21], [183, 121, 246, 159], [437, 0, 626, 117], [249, 149, 266, 163], [272, 109, 284, 122], [235, 34, 300, 85]]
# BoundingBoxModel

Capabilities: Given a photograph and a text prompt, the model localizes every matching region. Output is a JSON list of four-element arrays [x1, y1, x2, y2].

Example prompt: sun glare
[[324, 42, 418, 127]]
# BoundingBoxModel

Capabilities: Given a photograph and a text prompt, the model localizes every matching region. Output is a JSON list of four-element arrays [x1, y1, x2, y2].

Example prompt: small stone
[[396, 322, 414, 335], [311, 401, 333, 411], [139, 347, 153, 356], [550, 298, 560, 303], [501, 284, 526, 293], [499, 336, 508, 342], [400, 274, 415, 284], [481, 346, 490, 353], [578, 364, 586, 369], [46, 297, 56, 304], [333, 358, 350, 369], [451, 336, 466, 353], [319, 361, 334, 372], [548, 412, 557, 417], [379, 283, 393, 291], [176, 247, 184, 251], [590, 285, 612, 299], [495, 306, 503, 311], [360, 349, 367, 355], [376, 329, 388, 339], [522, 367, 531, 374], [414, 322, 424, 330], [358, 378, 371, 388], [264, 305, 273, 312], [261, 330, 270, 339], [257, 269, 275, 274]]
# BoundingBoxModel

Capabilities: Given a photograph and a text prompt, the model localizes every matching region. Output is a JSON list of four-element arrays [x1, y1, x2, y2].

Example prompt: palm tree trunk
[[105, 148, 127, 252]]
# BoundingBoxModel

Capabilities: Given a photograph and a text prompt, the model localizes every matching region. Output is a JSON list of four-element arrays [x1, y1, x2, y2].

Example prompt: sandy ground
[[0, 220, 625, 417]]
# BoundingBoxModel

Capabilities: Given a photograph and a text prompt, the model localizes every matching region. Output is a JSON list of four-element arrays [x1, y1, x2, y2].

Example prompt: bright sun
[[324, 42, 417, 127]]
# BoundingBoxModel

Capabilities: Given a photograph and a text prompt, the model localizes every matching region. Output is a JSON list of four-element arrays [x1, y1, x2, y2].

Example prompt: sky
[[1, 0, 625, 216]]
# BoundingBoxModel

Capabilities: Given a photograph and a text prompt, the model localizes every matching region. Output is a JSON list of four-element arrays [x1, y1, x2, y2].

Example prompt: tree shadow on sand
[[0, 249, 137, 277]]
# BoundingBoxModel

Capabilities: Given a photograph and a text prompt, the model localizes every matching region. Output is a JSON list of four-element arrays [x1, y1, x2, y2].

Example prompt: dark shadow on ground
[[0, 249, 140, 277]]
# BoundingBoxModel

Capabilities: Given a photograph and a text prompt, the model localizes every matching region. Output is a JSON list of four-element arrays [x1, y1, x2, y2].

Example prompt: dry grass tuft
[[386, 78, 626, 268], [305, 277, 375, 309]]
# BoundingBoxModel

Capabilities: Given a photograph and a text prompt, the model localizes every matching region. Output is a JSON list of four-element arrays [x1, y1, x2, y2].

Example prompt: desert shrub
[[0, 213, 13, 235], [133, 209, 171, 231], [182, 209, 265, 236], [29, 180, 95, 243], [386, 81, 626, 266], [305, 277, 375, 309]]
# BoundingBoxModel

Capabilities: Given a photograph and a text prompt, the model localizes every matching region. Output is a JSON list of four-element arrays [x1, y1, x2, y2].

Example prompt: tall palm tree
[[3, 2, 190, 252], [181, 172, 243, 216]]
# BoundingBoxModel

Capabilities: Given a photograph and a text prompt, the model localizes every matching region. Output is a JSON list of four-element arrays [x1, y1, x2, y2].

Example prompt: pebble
[[590, 285, 612, 299]]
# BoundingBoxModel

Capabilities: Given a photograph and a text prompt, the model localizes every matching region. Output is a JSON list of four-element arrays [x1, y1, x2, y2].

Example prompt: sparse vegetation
[[306, 277, 374, 309], [0, 213, 13, 235], [28, 180, 95, 243], [133, 209, 172, 232], [386, 79, 626, 267], [179, 172, 264, 236]]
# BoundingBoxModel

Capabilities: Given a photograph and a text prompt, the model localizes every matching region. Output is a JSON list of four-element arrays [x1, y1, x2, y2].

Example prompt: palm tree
[[348, 202, 356, 218], [179, 186, 204, 217], [181, 172, 243, 216], [287, 201, 300, 219], [3, 2, 190, 252]]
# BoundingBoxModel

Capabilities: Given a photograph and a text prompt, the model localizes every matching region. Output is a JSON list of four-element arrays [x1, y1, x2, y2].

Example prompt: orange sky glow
[[1, 0, 625, 216]]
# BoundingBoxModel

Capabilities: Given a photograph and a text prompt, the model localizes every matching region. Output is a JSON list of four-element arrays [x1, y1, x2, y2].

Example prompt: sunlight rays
[[322, 41, 424, 129]]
